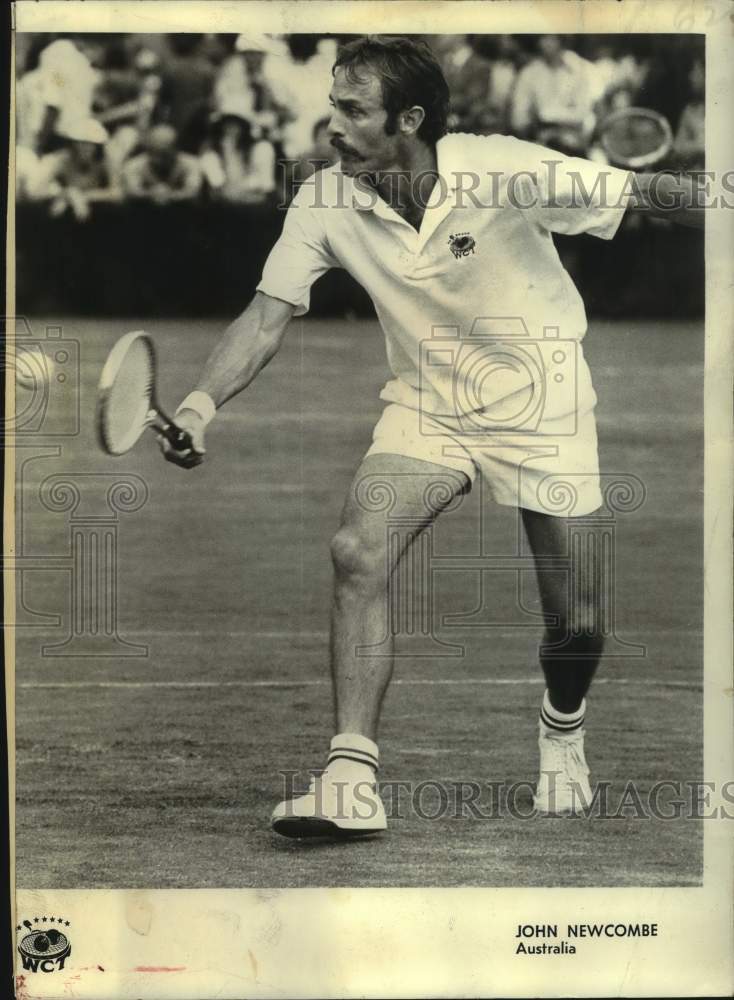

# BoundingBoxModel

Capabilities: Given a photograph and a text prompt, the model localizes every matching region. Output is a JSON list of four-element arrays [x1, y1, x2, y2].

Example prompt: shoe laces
[[542, 730, 589, 781]]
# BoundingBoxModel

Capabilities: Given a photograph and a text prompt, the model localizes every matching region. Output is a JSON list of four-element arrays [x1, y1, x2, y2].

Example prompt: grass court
[[15, 314, 703, 887]]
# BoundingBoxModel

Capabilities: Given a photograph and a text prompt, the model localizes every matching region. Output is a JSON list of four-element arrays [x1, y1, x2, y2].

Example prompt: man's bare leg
[[271, 453, 469, 836], [522, 507, 606, 712], [330, 453, 470, 739], [522, 507, 606, 813]]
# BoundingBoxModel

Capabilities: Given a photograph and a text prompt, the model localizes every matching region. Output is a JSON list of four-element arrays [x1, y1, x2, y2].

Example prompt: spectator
[[588, 38, 647, 122], [430, 34, 520, 135], [475, 35, 522, 135], [16, 38, 56, 152], [266, 36, 335, 158], [511, 34, 597, 155], [16, 144, 43, 203], [673, 58, 705, 171], [445, 36, 495, 134], [213, 34, 291, 146], [431, 35, 473, 130], [158, 34, 216, 152], [31, 117, 118, 221], [200, 111, 276, 204], [94, 46, 164, 189], [294, 115, 337, 183], [121, 124, 203, 204], [93, 40, 143, 122], [16, 37, 100, 153], [487, 36, 523, 135]]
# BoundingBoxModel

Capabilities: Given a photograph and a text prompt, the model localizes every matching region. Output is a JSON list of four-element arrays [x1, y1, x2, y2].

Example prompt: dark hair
[[23, 34, 56, 73], [103, 41, 131, 71], [167, 33, 204, 57], [288, 34, 320, 63], [333, 35, 449, 145]]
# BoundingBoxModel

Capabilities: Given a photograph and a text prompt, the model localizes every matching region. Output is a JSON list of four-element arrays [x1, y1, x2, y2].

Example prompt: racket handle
[[158, 418, 194, 452]]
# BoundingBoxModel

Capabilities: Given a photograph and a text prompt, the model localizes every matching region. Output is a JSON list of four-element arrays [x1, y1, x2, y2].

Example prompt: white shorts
[[365, 360, 603, 518]]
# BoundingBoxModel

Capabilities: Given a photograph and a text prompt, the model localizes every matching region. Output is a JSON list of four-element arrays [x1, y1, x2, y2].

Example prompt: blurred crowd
[[15, 32, 705, 222]]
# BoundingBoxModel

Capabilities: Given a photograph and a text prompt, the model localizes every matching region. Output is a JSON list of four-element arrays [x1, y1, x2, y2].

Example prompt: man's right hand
[[157, 408, 206, 469]]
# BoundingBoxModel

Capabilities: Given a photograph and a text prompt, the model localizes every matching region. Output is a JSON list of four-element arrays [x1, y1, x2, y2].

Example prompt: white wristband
[[176, 390, 217, 427]]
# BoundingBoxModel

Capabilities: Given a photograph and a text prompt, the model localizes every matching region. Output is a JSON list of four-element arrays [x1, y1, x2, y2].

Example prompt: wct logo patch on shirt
[[448, 233, 476, 259]]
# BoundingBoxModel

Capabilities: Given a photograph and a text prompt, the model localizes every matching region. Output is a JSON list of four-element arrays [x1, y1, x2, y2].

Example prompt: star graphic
[[41, 916, 47, 922], [33, 918, 39, 923], [65, 921, 70, 927], [16, 925, 21, 932], [49, 917, 55, 923]]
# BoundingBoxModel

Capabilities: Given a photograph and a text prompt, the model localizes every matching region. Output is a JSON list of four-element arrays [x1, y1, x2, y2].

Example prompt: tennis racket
[[96, 330, 196, 458], [597, 106, 673, 170]]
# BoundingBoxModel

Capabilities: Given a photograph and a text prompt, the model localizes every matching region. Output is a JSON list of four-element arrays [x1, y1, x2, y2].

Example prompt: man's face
[[243, 50, 265, 74], [73, 141, 97, 166], [538, 35, 562, 62], [76, 38, 105, 67], [327, 65, 401, 177]]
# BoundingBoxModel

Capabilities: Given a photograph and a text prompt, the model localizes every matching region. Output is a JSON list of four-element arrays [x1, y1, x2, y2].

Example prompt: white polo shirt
[[257, 132, 633, 417]]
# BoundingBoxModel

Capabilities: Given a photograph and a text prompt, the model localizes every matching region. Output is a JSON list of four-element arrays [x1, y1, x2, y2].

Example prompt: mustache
[[330, 138, 362, 158]]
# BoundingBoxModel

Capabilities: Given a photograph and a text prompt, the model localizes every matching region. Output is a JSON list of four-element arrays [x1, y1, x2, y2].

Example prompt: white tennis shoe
[[534, 724, 593, 815], [271, 772, 387, 838]]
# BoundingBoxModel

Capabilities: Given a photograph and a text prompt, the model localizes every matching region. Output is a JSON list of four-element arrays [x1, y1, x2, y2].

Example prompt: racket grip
[[162, 421, 194, 452]]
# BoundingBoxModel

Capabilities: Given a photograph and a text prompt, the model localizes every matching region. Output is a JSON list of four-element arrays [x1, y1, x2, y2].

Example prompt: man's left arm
[[627, 172, 704, 229]]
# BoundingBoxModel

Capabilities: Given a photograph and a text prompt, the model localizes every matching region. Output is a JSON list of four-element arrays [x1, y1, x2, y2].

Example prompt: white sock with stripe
[[540, 690, 586, 735], [324, 732, 379, 784]]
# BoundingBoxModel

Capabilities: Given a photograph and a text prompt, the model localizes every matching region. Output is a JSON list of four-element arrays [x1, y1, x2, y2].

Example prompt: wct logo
[[448, 232, 476, 258], [17, 916, 72, 973]]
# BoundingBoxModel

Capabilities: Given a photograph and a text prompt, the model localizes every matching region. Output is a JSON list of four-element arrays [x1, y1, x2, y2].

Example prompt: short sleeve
[[508, 139, 635, 240], [256, 182, 338, 316]]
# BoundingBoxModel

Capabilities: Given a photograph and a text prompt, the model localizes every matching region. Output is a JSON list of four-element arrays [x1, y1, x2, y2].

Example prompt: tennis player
[[160, 36, 703, 836]]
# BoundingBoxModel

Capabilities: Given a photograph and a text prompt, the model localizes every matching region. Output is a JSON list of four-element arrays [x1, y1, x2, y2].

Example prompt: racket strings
[[605, 118, 665, 157], [599, 108, 672, 168], [101, 336, 156, 454]]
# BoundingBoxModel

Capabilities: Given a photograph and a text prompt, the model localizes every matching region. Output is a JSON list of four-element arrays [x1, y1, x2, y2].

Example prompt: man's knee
[[330, 527, 385, 588]]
